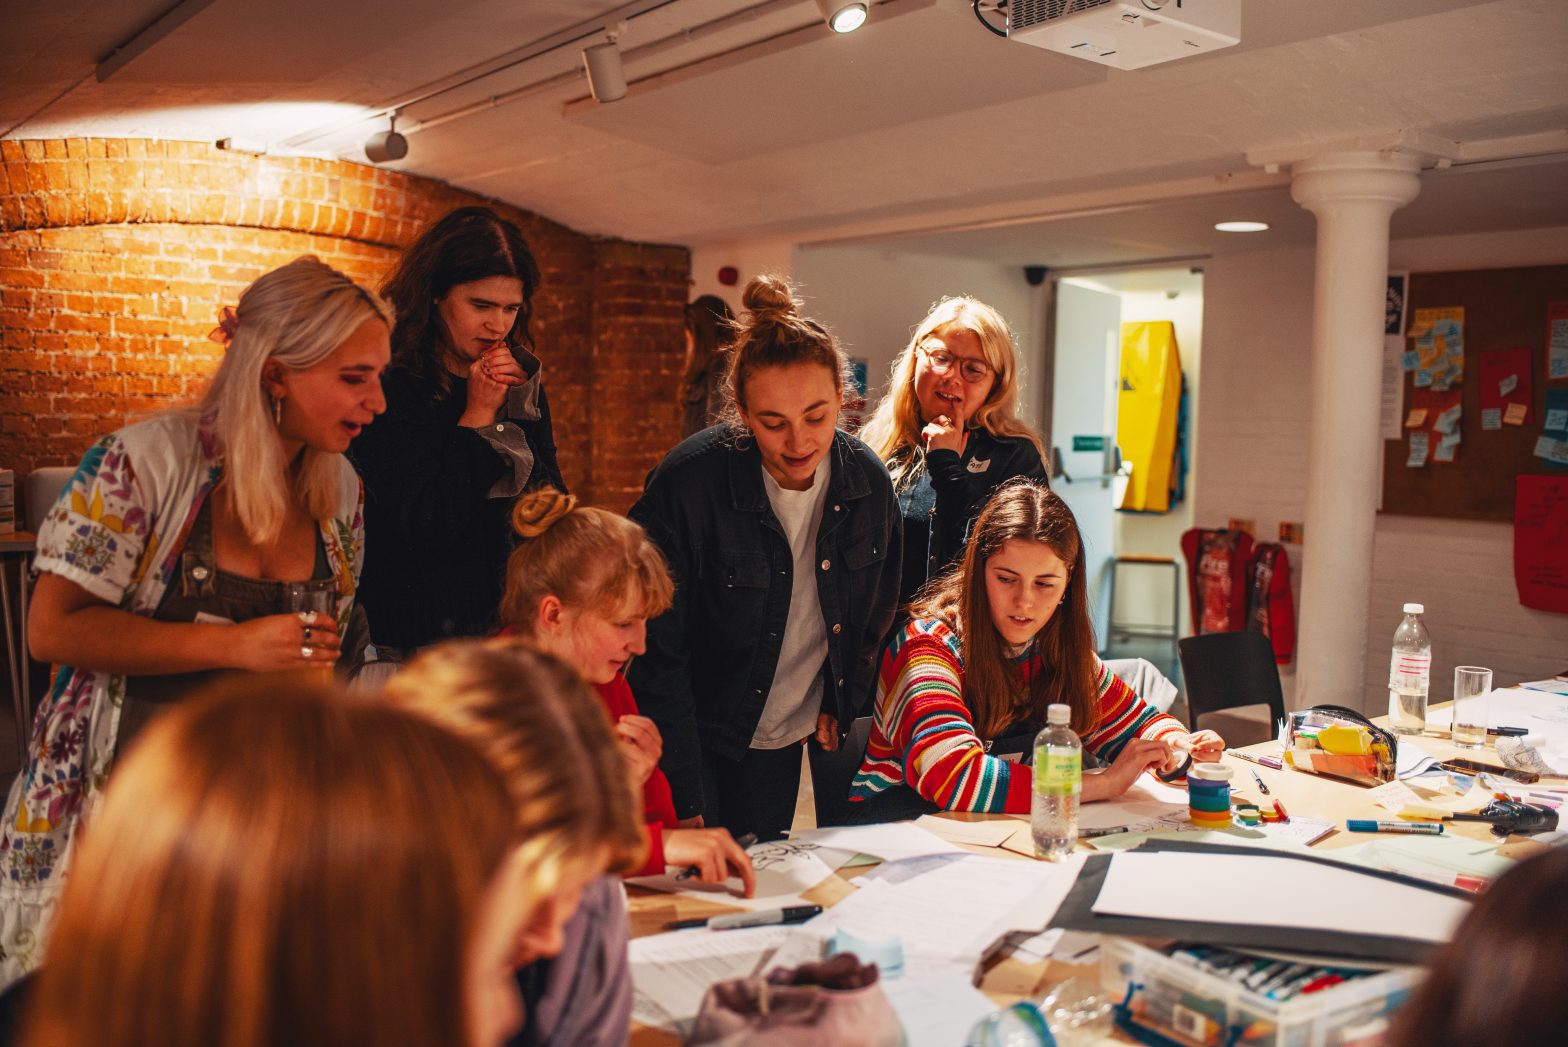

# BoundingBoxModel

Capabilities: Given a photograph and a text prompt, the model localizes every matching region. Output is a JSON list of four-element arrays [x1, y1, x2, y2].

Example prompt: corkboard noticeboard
[[1380, 264, 1568, 522]]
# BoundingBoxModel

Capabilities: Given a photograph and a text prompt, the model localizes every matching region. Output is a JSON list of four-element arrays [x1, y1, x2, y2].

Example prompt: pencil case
[[1283, 706, 1397, 787]]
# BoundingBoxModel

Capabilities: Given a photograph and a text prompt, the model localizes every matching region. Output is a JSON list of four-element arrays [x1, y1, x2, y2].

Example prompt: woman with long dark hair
[[848, 479, 1221, 820], [350, 206, 564, 653], [681, 294, 736, 437]]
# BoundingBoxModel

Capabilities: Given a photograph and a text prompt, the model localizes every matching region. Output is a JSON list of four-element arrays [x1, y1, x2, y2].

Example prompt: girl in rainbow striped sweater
[[848, 480, 1223, 818]]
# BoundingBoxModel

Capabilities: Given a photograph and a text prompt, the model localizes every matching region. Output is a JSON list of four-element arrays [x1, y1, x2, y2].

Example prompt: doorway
[[1044, 266, 1204, 684]]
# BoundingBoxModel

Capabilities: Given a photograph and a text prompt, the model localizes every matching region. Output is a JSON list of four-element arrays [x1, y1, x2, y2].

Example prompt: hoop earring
[[272, 394, 283, 427]]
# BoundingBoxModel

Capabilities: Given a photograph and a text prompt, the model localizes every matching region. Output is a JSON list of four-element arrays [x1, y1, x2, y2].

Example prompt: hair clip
[[207, 305, 239, 346]]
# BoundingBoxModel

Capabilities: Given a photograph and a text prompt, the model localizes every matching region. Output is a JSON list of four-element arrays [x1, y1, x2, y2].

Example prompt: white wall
[[688, 237, 797, 312], [1197, 226, 1568, 712], [789, 245, 1042, 427]]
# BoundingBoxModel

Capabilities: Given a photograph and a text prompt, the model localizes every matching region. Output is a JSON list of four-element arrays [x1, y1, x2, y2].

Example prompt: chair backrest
[[24, 467, 76, 534], [807, 715, 875, 828], [1177, 630, 1286, 731]]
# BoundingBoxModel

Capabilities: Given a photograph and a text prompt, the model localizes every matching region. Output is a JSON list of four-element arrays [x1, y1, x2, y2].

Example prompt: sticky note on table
[[1503, 402, 1528, 426], [1404, 408, 1428, 428], [1499, 374, 1518, 396], [1481, 408, 1502, 430]]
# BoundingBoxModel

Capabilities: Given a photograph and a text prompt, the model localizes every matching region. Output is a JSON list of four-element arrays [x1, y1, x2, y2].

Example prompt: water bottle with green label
[[1031, 703, 1081, 861]]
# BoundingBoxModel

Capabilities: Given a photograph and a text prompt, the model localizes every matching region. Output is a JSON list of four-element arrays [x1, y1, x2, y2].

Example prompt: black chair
[[1177, 631, 1287, 748], [807, 715, 875, 827]]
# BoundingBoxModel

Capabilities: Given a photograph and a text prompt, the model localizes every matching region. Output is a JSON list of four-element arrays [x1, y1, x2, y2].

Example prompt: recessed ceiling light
[[1214, 221, 1270, 233]]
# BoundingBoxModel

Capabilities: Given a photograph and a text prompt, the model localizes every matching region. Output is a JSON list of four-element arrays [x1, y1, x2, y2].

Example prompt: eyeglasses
[[919, 343, 995, 385]]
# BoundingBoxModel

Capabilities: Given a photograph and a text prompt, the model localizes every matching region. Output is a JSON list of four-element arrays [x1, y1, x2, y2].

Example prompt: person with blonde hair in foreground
[[20, 677, 530, 1047], [383, 640, 648, 1047]]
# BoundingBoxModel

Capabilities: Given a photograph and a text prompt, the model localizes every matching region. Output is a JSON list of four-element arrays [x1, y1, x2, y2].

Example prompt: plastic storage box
[[1100, 937, 1421, 1047]]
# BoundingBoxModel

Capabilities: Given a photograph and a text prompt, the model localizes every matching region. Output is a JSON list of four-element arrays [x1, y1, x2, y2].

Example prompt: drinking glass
[[1451, 666, 1492, 750], [288, 584, 339, 682]]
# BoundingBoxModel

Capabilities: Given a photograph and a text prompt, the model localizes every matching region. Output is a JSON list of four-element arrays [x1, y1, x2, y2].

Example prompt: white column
[[1290, 151, 1421, 711]]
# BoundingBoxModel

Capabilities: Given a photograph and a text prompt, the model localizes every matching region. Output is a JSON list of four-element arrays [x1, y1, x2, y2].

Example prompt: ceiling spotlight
[[1214, 221, 1270, 233], [582, 39, 628, 102], [815, 0, 868, 33], [364, 112, 408, 164]]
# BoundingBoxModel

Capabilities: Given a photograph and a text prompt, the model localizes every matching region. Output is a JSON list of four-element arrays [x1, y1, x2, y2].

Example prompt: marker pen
[[1345, 820, 1444, 834]]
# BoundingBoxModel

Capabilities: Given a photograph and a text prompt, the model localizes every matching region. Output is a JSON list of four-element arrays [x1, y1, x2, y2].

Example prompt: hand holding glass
[[288, 584, 339, 682], [1451, 666, 1492, 750]]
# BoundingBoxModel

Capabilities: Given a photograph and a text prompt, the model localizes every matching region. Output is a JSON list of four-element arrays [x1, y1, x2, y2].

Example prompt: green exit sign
[[1072, 435, 1106, 452]]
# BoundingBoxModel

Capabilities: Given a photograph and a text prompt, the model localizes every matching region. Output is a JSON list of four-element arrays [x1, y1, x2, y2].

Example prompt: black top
[[348, 365, 564, 650], [627, 425, 902, 820], [893, 428, 1048, 604]]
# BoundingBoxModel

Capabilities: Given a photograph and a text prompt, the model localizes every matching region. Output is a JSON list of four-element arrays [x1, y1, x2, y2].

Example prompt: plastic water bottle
[[1387, 602, 1432, 736], [965, 1001, 1056, 1046], [1032, 703, 1081, 860]]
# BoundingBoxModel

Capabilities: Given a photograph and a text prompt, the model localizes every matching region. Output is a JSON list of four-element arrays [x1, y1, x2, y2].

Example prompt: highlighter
[[1346, 820, 1444, 835]]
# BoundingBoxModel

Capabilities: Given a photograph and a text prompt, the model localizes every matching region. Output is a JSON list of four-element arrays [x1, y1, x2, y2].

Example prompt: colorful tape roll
[[1187, 763, 1234, 828]]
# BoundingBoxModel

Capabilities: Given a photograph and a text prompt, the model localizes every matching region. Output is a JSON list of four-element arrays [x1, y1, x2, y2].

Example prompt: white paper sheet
[[1076, 775, 1193, 832], [1396, 738, 1440, 779], [884, 974, 998, 1047], [914, 814, 1021, 847], [1368, 778, 1424, 812], [629, 924, 793, 1031], [1092, 851, 1470, 944], [790, 821, 968, 864], [627, 838, 840, 910], [1483, 686, 1568, 762]]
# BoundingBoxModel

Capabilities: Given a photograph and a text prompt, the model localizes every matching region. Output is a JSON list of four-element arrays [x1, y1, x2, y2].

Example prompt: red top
[[596, 673, 678, 877]]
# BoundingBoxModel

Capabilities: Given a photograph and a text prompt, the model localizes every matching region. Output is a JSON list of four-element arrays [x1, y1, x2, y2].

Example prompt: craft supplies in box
[[1102, 938, 1420, 1047], [1285, 707, 1397, 787]]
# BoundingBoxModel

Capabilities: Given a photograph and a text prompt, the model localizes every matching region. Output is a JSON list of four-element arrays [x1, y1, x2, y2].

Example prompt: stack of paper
[[629, 924, 796, 1033]]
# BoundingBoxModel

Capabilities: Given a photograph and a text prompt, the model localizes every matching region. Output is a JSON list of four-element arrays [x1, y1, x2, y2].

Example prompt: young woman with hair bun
[[628, 275, 902, 840], [849, 479, 1221, 821], [500, 487, 756, 894], [860, 297, 1049, 605]]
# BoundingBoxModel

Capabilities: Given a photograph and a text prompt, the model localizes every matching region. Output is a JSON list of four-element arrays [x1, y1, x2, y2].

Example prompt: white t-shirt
[[752, 457, 831, 749]]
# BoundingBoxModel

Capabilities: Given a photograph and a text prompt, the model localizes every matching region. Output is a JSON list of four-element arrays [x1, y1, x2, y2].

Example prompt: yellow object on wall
[[1117, 321, 1183, 512]]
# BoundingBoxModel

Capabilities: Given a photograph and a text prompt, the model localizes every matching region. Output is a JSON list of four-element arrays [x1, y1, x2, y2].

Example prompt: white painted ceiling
[[3, 0, 1565, 268]]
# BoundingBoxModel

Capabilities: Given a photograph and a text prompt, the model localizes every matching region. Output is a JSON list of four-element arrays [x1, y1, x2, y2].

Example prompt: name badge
[[966, 458, 991, 473]]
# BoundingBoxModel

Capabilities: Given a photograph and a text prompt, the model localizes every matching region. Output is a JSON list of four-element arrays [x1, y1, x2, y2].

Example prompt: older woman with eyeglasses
[[860, 297, 1048, 605]]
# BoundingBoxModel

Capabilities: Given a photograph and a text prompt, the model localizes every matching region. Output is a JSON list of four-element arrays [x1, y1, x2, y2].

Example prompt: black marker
[[665, 905, 822, 931]]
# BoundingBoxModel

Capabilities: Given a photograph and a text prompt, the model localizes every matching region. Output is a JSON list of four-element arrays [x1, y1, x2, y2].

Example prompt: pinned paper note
[[1433, 404, 1462, 435], [1402, 350, 1420, 372], [1499, 374, 1519, 397], [1407, 431, 1429, 467], [1549, 302, 1568, 380], [1535, 437, 1568, 466], [1404, 408, 1428, 428], [1546, 409, 1568, 432], [1434, 432, 1460, 463], [1414, 369, 1433, 388], [1504, 402, 1528, 426], [1482, 408, 1503, 430]]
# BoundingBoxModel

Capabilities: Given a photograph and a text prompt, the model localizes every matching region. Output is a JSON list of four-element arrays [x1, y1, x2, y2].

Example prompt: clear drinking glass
[[1451, 666, 1492, 750], [288, 584, 339, 682]]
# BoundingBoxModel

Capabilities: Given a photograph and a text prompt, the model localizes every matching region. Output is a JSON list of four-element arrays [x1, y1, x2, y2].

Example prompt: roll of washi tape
[[1187, 763, 1234, 828]]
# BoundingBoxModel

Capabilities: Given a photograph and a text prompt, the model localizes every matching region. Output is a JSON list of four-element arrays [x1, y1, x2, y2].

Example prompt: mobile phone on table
[[1439, 758, 1540, 784]]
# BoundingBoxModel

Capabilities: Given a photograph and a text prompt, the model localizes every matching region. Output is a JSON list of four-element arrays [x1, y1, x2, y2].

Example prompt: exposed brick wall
[[0, 138, 688, 514]]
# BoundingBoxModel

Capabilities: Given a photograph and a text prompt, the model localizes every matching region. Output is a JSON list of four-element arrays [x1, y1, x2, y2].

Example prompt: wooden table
[[627, 711, 1544, 1044]]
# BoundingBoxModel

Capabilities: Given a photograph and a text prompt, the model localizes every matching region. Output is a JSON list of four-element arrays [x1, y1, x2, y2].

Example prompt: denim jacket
[[627, 426, 902, 820]]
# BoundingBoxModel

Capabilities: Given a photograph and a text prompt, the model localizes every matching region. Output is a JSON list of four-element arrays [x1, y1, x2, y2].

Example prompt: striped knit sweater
[[848, 616, 1185, 814]]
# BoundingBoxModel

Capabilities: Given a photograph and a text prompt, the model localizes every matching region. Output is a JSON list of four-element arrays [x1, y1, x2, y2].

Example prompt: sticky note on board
[[1499, 374, 1519, 397], [1504, 403, 1528, 426], [1482, 408, 1503, 430], [1435, 432, 1460, 463], [1546, 409, 1568, 432], [1433, 405, 1462, 435], [1407, 432, 1430, 467], [1415, 369, 1433, 388], [1535, 437, 1568, 466], [1402, 351, 1420, 372], [1405, 408, 1428, 428]]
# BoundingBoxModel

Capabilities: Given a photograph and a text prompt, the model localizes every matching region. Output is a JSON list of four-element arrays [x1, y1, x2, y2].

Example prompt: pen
[[664, 904, 822, 931], [1346, 820, 1444, 834], [1227, 750, 1284, 771], [1250, 770, 1272, 796], [675, 832, 758, 881], [1487, 726, 1528, 736]]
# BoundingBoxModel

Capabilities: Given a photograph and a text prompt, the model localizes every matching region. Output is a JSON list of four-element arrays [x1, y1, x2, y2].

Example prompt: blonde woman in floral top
[[0, 256, 390, 983]]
